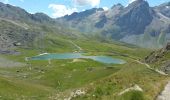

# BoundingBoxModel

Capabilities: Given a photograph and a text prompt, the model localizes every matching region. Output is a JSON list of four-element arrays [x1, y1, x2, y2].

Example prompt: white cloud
[[73, 0, 100, 7], [103, 7, 109, 11], [48, 4, 78, 18]]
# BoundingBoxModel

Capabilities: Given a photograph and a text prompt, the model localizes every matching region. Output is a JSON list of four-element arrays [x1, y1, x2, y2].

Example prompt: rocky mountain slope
[[0, 2, 56, 24], [58, 0, 170, 48], [0, 19, 37, 54], [145, 43, 170, 74], [0, 2, 82, 54], [1, 0, 169, 50]]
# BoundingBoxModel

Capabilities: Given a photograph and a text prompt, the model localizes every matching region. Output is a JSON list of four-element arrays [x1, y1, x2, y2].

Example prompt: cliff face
[[115, 0, 153, 35]]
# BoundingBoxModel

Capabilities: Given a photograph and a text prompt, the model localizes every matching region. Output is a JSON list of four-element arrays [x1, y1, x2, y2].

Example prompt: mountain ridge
[[0, 1, 170, 49], [0, 2, 83, 54], [0, 1, 170, 100], [58, 0, 170, 48], [0, 2, 56, 24]]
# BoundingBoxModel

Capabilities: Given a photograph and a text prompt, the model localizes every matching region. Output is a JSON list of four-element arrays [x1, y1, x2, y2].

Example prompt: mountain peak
[[136, 0, 145, 2], [128, 0, 149, 8], [132, 0, 146, 3], [116, 0, 152, 35], [62, 8, 104, 21], [111, 3, 124, 10]]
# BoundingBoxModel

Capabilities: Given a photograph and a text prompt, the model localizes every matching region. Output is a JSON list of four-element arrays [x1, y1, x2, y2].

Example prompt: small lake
[[30, 53, 126, 64]]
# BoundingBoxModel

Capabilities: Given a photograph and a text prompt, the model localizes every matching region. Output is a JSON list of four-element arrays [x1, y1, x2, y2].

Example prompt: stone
[[13, 42, 22, 46], [165, 42, 170, 50]]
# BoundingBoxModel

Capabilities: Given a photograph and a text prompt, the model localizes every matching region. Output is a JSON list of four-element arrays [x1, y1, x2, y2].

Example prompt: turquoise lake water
[[30, 53, 126, 64]]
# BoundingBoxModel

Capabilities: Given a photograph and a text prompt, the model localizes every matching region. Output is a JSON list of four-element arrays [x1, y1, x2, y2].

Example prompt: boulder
[[13, 42, 22, 46], [165, 42, 170, 50]]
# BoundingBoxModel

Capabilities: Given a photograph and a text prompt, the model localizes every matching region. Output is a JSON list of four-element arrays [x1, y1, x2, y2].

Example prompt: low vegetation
[[0, 35, 169, 100]]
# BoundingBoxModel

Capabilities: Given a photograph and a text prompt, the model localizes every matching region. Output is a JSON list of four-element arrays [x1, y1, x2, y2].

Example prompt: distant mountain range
[[58, 0, 170, 48], [0, 0, 170, 49], [0, 2, 80, 53]]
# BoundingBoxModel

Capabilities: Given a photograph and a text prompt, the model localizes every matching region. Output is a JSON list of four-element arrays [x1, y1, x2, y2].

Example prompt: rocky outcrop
[[165, 42, 170, 50], [145, 43, 170, 74], [145, 49, 165, 63], [161, 62, 170, 74], [145, 43, 170, 63]]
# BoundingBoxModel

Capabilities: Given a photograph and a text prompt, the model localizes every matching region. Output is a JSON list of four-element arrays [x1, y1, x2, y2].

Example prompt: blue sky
[[0, 0, 169, 18]]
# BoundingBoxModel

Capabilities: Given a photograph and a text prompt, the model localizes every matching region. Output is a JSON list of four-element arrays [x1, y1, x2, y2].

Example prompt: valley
[[0, 37, 169, 100], [0, 0, 170, 100]]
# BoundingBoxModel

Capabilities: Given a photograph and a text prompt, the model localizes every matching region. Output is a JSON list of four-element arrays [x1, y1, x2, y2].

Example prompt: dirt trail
[[157, 81, 170, 100], [118, 84, 143, 95], [134, 60, 168, 76], [134, 59, 170, 100], [69, 41, 83, 51]]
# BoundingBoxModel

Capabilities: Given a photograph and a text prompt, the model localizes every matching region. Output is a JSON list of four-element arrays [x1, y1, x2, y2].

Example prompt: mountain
[[1, 0, 169, 51], [115, 0, 153, 35], [0, 1, 170, 100], [63, 8, 104, 21], [0, 2, 82, 54], [58, 0, 170, 49], [155, 2, 170, 17], [57, 8, 106, 33], [0, 2, 56, 24]]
